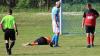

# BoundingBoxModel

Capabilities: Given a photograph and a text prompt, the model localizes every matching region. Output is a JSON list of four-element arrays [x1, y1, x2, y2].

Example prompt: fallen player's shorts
[[34, 37, 48, 45]]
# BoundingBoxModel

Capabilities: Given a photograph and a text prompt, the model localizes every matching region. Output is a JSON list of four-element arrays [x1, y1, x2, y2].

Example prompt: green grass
[[0, 12, 100, 56]]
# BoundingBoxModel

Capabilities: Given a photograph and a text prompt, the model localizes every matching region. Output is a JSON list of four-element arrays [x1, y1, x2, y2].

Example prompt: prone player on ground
[[23, 36, 51, 46]]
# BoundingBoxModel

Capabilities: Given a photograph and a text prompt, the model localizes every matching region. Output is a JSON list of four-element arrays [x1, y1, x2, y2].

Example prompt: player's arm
[[94, 10, 99, 18], [82, 12, 86, 28], [0, 23, 4, 31], [14, 23, 18, 35], [0, 18, 5, 32], [82, 18, 85, 28], [54, 15, 59, 27]]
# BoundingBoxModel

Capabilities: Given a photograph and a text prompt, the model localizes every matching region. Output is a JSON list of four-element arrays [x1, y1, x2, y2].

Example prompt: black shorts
[[85, 26, 95, 34], [34, 37, 48, 45], [4, 29, 16, 40]]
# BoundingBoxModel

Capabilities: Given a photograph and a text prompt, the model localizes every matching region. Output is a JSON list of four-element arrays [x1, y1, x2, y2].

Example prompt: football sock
[[5, 43, 9, 51], [87, 37, 90, 45], [51, 34, 56, 44], [55, 35, 59, 46], [91, 35, 94, 45], [9, 41, 15, 49]]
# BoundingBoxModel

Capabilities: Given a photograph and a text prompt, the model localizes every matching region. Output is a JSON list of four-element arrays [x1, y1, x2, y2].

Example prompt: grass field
[[0, 12, 100, 56]]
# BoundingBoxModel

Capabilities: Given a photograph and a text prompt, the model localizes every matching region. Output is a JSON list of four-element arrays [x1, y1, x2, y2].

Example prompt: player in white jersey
[[50, 1, 60, 47]]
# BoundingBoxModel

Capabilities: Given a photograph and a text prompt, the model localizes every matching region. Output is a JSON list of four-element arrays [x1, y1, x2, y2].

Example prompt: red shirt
[[85, 12, 96, 26], [83, 9, 99, 26]]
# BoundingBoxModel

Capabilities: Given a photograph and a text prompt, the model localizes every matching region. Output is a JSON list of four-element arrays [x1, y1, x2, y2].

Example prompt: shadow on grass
[[13, 52, 65, 56], [69, 44, 100, 48], [94, 44, 100, 48]]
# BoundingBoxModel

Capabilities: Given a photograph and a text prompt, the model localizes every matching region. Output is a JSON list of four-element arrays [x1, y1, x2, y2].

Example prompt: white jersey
[[51, 7, 60, 33]]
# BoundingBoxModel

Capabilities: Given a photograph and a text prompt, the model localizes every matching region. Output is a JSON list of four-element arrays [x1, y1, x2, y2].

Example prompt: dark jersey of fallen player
[[34, 36, 48, 45]]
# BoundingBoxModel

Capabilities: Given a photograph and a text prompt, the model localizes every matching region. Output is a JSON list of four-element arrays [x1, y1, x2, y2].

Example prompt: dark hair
[[8, 9, 12, 15], [87, 3, 92, 7]]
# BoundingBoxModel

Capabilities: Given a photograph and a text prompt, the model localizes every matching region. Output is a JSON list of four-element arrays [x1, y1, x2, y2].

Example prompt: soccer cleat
[[8, 49, 12, 55], [87, 45, 91, 48], [91, 44, 94, 47], [49, 42, 53, 47], [54, 45, 60, 47], [6, 49, 9, 55]]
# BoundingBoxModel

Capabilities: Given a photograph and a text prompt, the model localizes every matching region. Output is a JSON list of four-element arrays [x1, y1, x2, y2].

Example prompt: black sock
[[5, 43, 9, 51], [9, 41, 15, 49]]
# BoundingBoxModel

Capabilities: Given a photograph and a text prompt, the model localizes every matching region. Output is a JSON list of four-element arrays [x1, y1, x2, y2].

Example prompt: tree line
[[0, 0, 100, 8], [0, 0, 99, 12]]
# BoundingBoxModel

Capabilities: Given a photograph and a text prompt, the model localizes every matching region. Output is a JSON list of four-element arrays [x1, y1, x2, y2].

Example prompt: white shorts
[[52, 21, 60, 33]]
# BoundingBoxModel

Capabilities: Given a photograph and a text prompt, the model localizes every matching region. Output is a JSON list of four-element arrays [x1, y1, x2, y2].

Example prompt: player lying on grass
[[23, 36, 51, 46]]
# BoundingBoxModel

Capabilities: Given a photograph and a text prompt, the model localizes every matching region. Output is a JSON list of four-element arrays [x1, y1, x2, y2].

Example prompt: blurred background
[[0, 0, 100, 12]]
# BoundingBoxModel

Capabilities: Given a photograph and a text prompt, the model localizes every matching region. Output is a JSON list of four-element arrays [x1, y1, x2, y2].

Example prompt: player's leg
[[51, 34, 56, 44], [50, 34, 56, 47], [31, 42, 38, 46], [90, 33, 94, 47], [9, 40, 15, 49], [9, 29, 16, 55], [4, 29, 10, 55], [54, 33, 59, 47], [54, 26, 60, 47], [51, 21, 57, 45], [86, 33, 91, 48], [85, 26, 91, 48], [9, 40, 15, 55], [5, 40, 10, 55], [90, 26, 95, 47]]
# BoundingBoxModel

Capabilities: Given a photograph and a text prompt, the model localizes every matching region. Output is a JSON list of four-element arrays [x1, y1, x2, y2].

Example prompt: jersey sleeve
[[83, 12, 86, 18], [93, 10, 99, 17], [52, 7, 57, 15], [0, 17, 5, 24]]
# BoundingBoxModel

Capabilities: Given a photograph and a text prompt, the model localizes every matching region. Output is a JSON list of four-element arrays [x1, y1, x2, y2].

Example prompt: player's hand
[[16, 30, 18, 36], [2, 29, 5, 32], [81, 25, 84, 29], [16, 32, 18, 36]]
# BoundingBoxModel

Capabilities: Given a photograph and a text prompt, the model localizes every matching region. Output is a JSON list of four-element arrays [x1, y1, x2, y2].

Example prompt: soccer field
[[0, 12, 100, 56]]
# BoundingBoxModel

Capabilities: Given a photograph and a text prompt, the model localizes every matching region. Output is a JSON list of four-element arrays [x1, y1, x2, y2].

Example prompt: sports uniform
[[50, 1, 60, 47], [34, 37, 48, 45], [1, 15, 16, 40], [0, 13, 18, 55], [52, 7, 60, 33], [23, 36, 51, 46], [82, 4, 99, 48], [83, 9, 99, 33]]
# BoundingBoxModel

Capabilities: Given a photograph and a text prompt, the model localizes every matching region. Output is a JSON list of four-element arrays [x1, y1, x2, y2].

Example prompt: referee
[[0, 10, 18, 55]]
